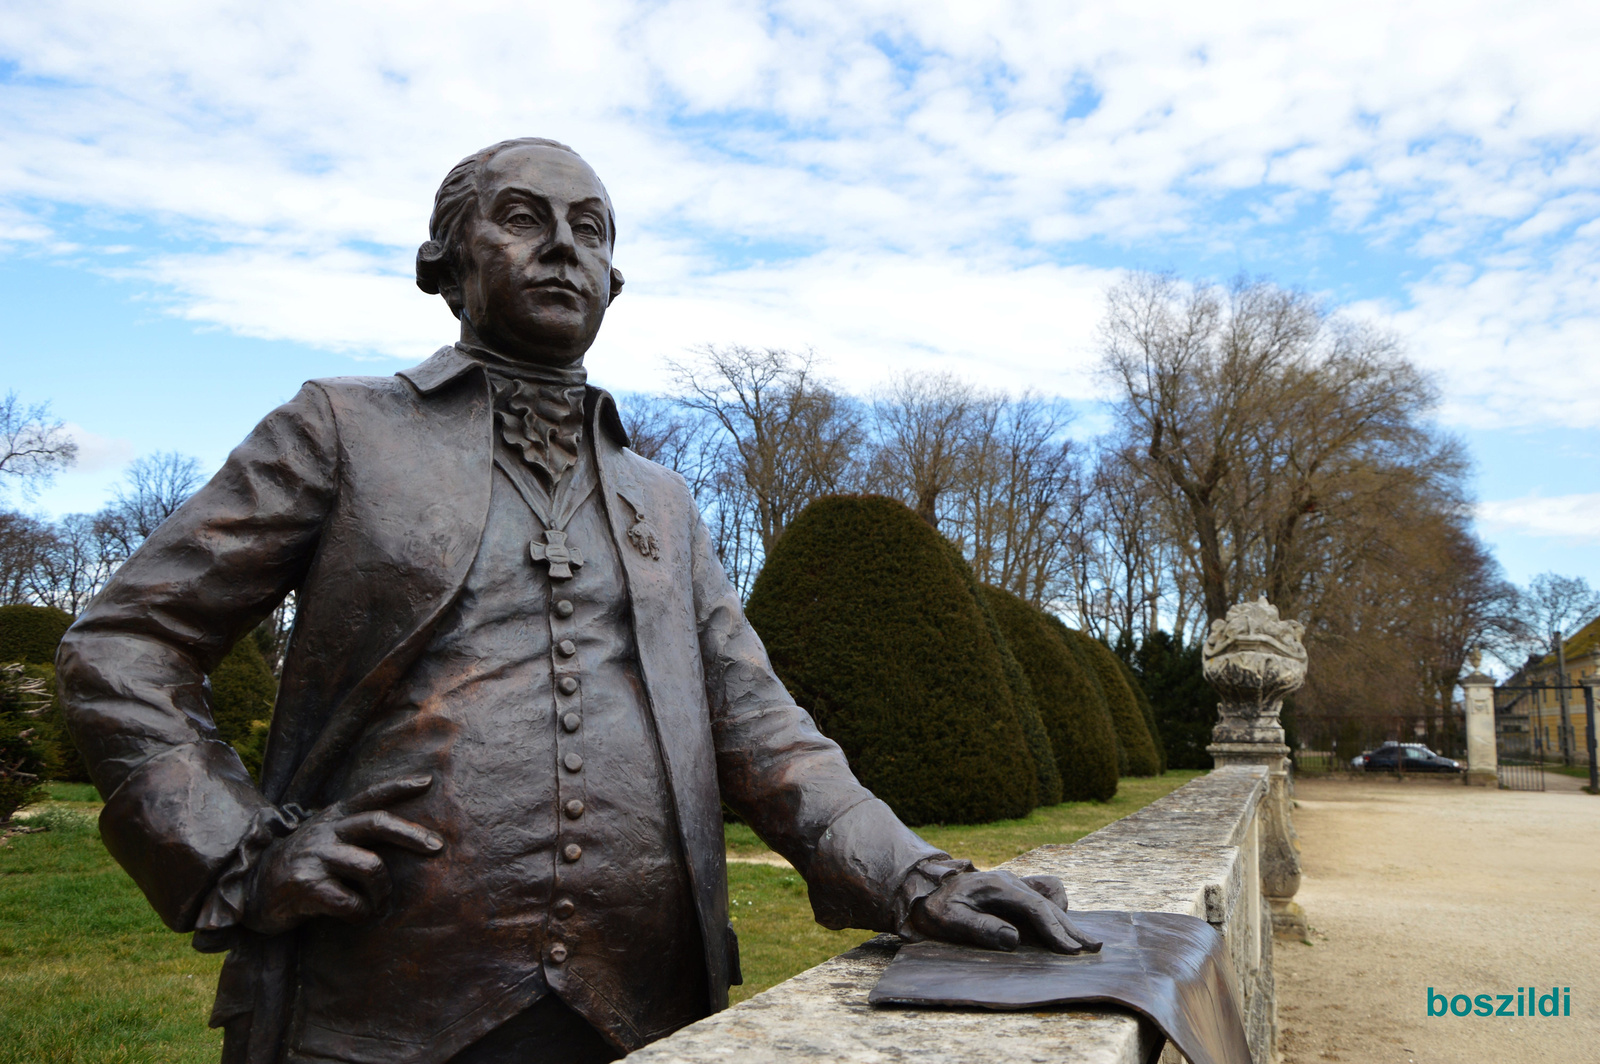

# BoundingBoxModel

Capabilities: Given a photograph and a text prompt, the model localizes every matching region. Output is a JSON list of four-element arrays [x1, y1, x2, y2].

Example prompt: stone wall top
[[626, 766, 1271, 1064]]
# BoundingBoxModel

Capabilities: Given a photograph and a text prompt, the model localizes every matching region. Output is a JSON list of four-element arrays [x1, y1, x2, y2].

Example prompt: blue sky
[[2, 0, 1597, 591]]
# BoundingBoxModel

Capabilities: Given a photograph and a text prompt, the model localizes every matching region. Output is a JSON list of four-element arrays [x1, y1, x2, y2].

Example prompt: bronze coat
[[58, 346, 942, 1056]]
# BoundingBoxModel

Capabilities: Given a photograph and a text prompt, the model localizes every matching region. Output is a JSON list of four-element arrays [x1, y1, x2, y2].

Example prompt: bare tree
[[95, 452, 206, 564], [866, 372, 978, 528], [943, 393, 1080, 606], [253, 592, 299, 677], [668, 346, 864, 590], [1518, 573, 1600, 653], [0, 512, 54, 606], [620, 395, 719, 499], [0, 393, 78, 500], [1099, 272, 1456, 625], [1295, 497, 1522, 757], [1079, 445, 1178, 647], [1512, 572, 1600, 763], [26, 513, 118, 615]]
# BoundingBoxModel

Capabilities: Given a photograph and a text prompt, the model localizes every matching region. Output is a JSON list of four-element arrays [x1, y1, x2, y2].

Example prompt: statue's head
[[416, 138, 624, 367]]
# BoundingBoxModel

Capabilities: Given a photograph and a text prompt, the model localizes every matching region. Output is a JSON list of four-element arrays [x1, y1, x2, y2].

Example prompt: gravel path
[[1276, 776, 1600, 1063]]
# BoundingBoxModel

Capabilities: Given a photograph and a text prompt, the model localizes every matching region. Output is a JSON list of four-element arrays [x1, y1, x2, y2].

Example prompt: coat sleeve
[[690, 513, 966, 934], [57, 383, 340, 933]]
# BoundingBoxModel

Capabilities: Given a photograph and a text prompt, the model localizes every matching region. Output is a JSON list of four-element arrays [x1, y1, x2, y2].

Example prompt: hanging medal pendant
[[530, 529, 584, 580]]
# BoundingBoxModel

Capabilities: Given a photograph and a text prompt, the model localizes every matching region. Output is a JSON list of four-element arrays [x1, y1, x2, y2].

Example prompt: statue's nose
[[538, 218, 580, 264]]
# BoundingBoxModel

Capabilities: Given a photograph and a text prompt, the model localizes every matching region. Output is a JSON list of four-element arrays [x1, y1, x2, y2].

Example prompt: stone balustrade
[[626, 764, 1274, 1064]]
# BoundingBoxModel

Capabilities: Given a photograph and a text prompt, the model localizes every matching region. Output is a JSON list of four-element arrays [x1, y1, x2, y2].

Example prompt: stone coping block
[[626, 766, 1272, 1064]]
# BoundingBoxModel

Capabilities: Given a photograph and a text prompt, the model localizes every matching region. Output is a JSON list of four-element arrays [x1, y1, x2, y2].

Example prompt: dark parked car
[[1362, 743, 1461, 773]]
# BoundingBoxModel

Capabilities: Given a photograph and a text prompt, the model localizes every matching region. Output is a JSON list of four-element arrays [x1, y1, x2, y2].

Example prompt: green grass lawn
[[2, 772, 1200, 1059]]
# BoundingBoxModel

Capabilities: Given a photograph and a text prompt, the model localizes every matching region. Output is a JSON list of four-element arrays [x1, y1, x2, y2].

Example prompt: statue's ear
[[608, 267, 625, 306]]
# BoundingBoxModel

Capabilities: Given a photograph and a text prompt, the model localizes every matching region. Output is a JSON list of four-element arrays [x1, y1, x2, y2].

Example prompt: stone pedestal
[[1203, 596, 1309, 941], [1461, 671, 1498, 787], [1208, 741, 1304, 940]]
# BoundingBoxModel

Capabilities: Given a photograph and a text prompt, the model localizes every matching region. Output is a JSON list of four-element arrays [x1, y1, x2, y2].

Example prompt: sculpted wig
[[415, 137, 621, 318]]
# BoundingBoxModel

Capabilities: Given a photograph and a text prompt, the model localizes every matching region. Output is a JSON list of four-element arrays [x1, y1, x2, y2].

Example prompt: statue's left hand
[[908, 871, 1102, 954]]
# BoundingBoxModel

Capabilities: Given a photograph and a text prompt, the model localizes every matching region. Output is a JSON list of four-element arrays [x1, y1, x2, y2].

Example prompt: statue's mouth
[[1210, 634, 1306, 660]]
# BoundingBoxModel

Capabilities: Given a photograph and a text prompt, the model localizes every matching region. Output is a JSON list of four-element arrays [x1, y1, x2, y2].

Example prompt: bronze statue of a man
[[59, 138, 1096, 1064]]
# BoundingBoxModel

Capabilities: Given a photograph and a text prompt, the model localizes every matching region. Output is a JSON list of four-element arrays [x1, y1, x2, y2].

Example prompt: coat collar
[[398, 344, 631, 449]]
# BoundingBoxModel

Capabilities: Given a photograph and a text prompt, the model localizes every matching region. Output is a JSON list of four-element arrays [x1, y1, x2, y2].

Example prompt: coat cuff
[[98, 740, 273, 932], [891, 856, 977, 941], [806, 797, 950, 932], [191, 802, 309, 952]]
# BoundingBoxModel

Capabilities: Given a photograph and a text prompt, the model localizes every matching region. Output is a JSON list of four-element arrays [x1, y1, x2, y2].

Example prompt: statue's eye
[[506, 211, 538, 229]]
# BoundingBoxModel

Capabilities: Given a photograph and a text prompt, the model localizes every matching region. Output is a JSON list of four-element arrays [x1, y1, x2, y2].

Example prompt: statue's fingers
[[307, 878, 370, 923], [1044, 906, 1104, 954], [336, 810, 444, 854], [341, 775, 435, 814], [322, 843, 392, 910], [1021, 874, 1070, 912], [991, 888, 1091, 954], [940, 906, 1022, 952]]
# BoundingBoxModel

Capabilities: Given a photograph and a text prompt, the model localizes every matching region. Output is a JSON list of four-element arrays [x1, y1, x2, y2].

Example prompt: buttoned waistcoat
[[58, 345, 944, 1064]]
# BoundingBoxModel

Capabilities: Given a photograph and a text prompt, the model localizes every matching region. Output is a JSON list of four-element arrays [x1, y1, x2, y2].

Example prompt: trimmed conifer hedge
[[1061, 628, 1162, 777], [945, 551, 1061, 807], [1129, 631, 1218, 769], [210, 639, 277, 748], [0, 608, 86, 785], [981, 586, 1119, 802], [1115, 654, 1167, 774], [0, 604, 72, 665], [0, 604, 275, 783], [0, 663, 58, 822], [746, 495, 1039, 826]]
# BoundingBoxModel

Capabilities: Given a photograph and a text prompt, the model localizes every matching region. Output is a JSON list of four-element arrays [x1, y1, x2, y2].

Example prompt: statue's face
[[456, 144, 616, 365]]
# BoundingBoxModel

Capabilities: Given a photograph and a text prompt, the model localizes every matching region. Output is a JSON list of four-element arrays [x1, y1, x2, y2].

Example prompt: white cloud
[[0, 0, 1598, 420], [596, 250, 1117, 395], [132, 247, 455, 362], [61, 423, 134, 473], [1477, 493, 1600, 544]]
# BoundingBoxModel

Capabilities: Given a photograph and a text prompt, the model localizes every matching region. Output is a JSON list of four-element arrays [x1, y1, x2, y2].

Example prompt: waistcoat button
[[563, 752, 583, 772], [554, 600, 574, 618], [565, 799, 585, 819], [558, 639, 576, 657], [563, 843, 583, 862], [549, 942, 569, 963], [562, 712, 581, 732], [554, 898, 576, 918], [559, 676, 579, 695]]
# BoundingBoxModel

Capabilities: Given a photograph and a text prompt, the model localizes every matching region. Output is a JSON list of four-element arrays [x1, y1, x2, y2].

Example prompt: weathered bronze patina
[[58, 138, 1097, 1064]]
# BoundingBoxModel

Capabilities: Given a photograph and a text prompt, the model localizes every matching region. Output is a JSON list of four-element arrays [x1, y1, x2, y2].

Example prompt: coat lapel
[[272, 347, 494, 804], [592, 393, 733, 1002]]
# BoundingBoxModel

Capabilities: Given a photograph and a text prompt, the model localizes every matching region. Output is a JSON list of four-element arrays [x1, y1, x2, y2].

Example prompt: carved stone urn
[[1204, 595, 1308, 940], [1203, 596, 1307, 745]]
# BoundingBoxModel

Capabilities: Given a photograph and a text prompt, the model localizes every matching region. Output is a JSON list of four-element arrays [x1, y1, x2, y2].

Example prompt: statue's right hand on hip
[[244, 775, 443, 935]]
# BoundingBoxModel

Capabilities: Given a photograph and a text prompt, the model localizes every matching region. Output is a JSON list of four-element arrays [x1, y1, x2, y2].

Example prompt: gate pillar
[[1204, 595, 1309, 940], [1462, 659, 1498, 787]]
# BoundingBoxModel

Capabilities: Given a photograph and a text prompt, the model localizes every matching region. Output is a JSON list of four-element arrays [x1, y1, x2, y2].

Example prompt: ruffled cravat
[[494, 378, 587, 493], [458, 342, 589, 493]]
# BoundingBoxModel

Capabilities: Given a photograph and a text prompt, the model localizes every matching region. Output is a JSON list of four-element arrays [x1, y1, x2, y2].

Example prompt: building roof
[[1540, 613, 1600, 668]]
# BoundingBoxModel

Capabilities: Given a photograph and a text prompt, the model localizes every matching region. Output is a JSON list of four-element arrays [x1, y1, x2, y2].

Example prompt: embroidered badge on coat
[[618, 494, 660, 560]]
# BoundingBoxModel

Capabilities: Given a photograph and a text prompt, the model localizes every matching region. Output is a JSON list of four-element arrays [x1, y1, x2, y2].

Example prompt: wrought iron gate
[[1493, 689, 1546, 792], [1496, 750, 1546, 791]]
